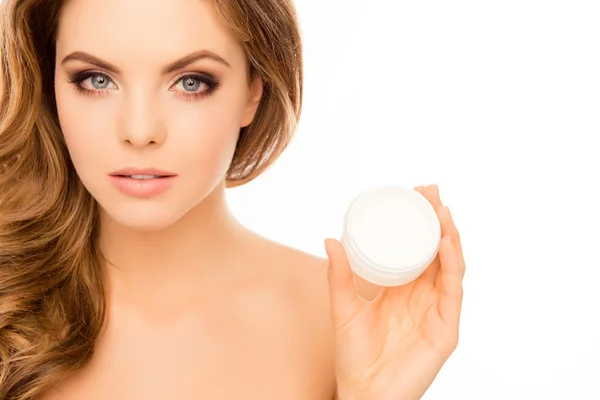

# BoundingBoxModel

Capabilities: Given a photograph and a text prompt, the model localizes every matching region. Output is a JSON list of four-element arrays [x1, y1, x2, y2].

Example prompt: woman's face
[[54, 0, 262, 231]]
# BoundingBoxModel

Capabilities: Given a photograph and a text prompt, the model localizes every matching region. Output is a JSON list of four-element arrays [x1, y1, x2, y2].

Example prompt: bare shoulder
[[242, 233, 336, 394], [245, 231, 335, 344], [39, 233, 337, 400], [248, 233, 332, 310]]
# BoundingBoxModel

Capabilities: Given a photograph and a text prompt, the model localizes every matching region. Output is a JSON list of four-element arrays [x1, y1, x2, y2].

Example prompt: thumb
[[324, 238, 362, 329]]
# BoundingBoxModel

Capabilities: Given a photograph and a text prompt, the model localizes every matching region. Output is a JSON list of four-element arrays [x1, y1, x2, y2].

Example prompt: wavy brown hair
[[0, 0, 303, 398]]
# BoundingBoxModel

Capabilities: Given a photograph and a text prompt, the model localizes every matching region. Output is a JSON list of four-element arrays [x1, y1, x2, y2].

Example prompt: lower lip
[[109, 176, 177, 197]]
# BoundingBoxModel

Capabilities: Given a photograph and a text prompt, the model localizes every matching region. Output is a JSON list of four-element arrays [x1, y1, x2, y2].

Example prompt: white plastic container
[[341, 185, 441, 287]]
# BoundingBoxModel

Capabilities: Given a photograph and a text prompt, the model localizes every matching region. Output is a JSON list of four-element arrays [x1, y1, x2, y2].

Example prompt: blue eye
[[66, 71, 115, 98], [66, 71, 220, 101], [179, 76, 203, 92], [88, 74, 111, 90], [171, 73, 220, 100]]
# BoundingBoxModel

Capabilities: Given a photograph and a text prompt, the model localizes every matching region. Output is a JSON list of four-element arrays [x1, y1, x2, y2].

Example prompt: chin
[[98, 198, 189, 232]]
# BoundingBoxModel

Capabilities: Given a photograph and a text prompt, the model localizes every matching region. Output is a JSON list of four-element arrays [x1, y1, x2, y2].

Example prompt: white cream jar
[[341, 186, 441, 287]]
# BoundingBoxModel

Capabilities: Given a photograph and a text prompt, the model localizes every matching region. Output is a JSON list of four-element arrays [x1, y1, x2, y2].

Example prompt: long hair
[[0, 0, 303, 398]]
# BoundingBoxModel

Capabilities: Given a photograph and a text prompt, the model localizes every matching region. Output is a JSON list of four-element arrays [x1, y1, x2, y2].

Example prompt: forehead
[[56, 0, 243, 69]]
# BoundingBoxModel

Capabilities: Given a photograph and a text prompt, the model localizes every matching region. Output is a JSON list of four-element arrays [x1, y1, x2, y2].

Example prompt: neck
[[98, 180, 248, 311]]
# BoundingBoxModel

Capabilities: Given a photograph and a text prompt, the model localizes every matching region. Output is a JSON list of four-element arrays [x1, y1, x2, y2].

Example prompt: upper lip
[[109, 167, 177, 177]]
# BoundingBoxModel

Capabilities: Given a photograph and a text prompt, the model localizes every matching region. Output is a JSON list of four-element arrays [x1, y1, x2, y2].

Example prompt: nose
[[118, 91, 167, 148]]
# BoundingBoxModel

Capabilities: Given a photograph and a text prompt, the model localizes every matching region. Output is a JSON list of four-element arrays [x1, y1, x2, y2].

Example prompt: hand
[[325, 184, 465, 400]]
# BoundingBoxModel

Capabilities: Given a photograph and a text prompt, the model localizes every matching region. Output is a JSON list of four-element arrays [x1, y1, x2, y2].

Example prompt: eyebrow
[[60, 49, 231, 74]]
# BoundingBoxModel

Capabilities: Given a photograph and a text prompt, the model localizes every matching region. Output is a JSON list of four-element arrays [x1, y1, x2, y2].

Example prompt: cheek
[[54, 85, 115, 177], [165, 100, 244, 175]]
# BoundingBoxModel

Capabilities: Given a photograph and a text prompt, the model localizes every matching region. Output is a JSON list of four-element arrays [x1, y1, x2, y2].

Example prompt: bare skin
[[42, 226, 338, 399], [29, 0, 465, 393], [41, 0, 388, 397]]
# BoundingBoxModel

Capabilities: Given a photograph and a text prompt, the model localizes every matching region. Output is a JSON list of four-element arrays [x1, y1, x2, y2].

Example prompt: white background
[[1, 0, 597, 397], [227, 1, 600, 399]]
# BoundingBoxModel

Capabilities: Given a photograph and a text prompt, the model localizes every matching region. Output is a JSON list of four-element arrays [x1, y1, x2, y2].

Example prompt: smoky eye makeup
[[64, 70, 221, 101]]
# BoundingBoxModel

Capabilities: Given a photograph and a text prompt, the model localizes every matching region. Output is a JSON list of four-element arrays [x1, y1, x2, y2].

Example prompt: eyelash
[[65, 71, 220, 101]]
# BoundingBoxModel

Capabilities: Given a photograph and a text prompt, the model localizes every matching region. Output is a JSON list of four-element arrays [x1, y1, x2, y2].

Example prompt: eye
[[175, 76, 205, 92], [66, 71, 220, 101], [66, 71, 117, 97], [79, 73, 117, 91], [170, 73, 220, 100]]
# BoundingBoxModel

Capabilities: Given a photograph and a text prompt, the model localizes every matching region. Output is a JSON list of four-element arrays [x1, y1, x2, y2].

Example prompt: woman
[[0, 0, 465, 398]]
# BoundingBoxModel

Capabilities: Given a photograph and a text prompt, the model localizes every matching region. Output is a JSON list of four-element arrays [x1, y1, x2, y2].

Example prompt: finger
[[445, 206, 465, 278], [419, 255, 440, 288], [419, 184, 444, 285], [436, 235, 464, 327], [423, 184, 443, 212], [413, 185, 425, 195], [324, 239, 363, 330]]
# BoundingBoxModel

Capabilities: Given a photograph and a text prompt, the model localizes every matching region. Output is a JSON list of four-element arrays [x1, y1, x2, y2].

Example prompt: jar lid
[[342, 186, 441, 285]]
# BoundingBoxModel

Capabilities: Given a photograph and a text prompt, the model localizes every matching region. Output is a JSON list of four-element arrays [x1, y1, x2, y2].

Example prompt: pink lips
[[109, 167, 176, 177], [108, 167, 178, 197]]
